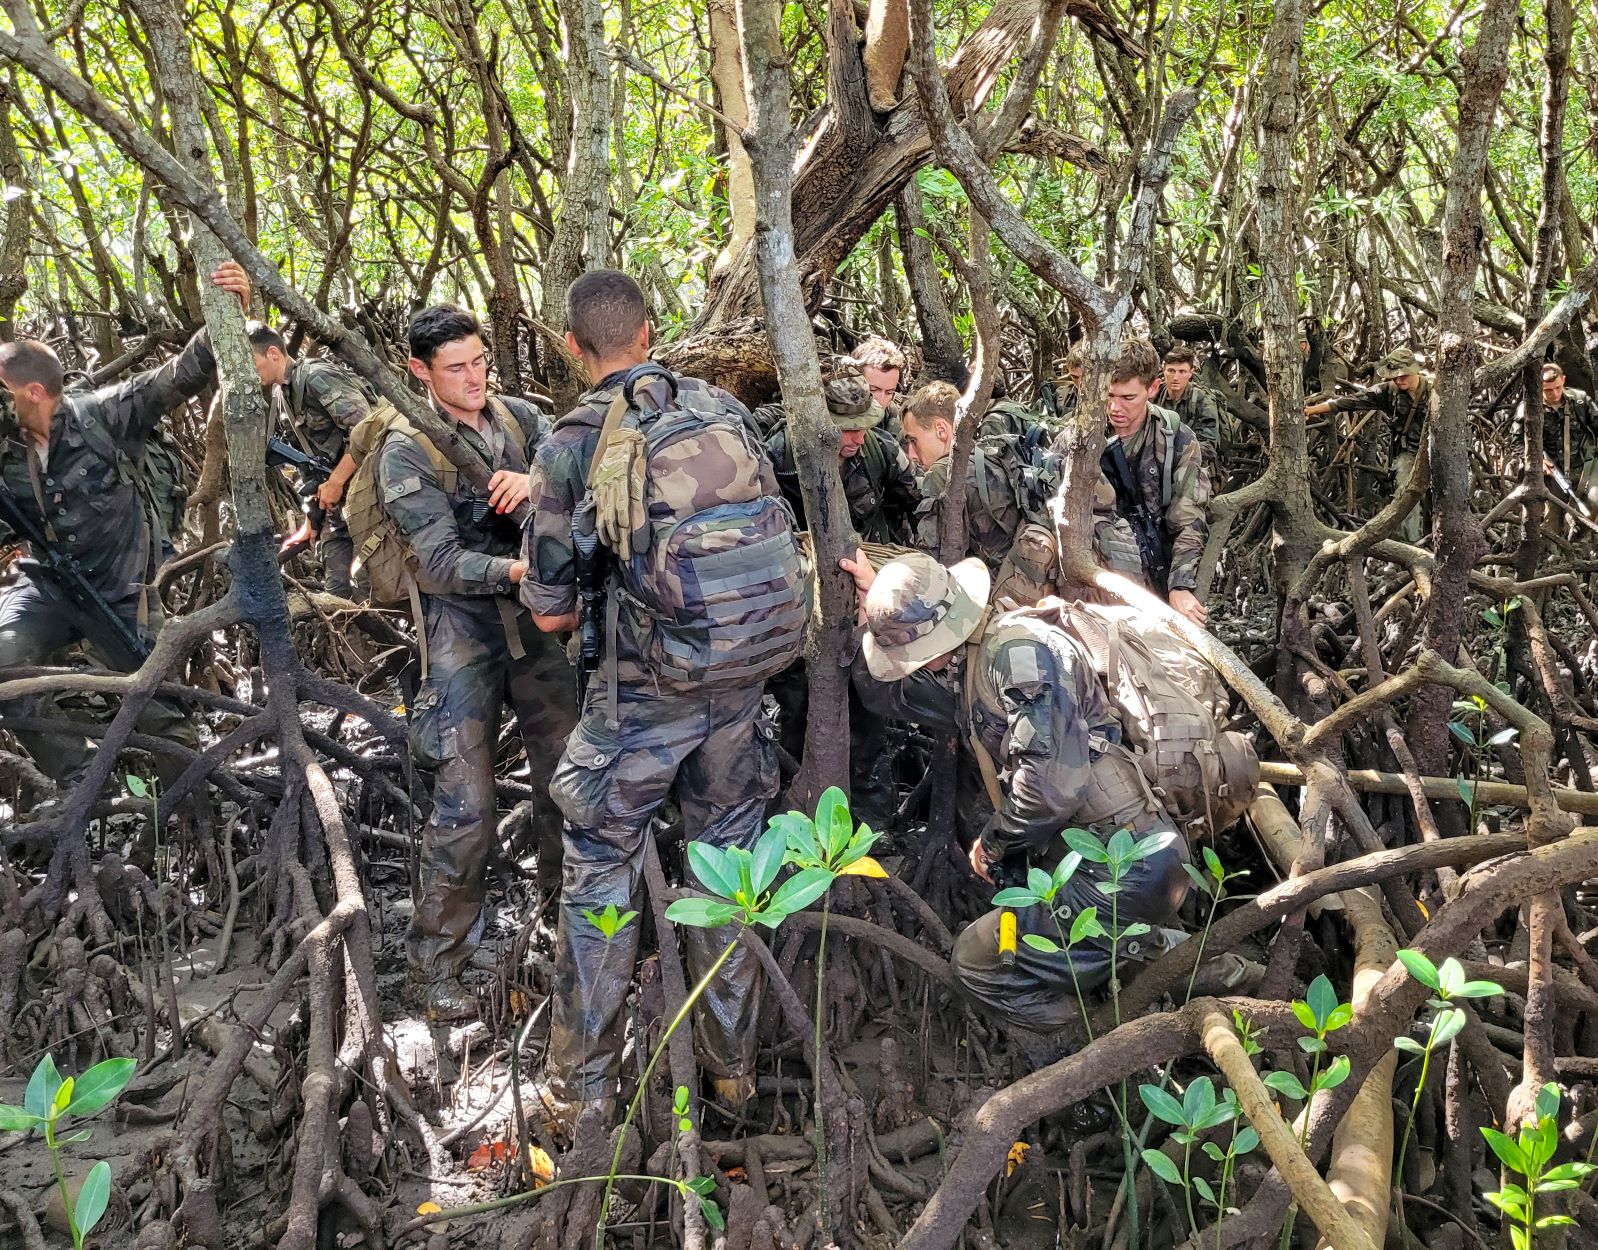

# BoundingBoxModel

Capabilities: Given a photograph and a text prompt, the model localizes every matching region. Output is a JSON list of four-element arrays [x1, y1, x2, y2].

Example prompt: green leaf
[[1316, 1055, 1351, 1091], [1203, 1142, 1225, 1162], [1535, 1215, 1576, 1229], [1119, 922, 1151, 939], [814, 786, 853, 860], [772, 811, 821, 868], [1325, 1003, 1353, 1032], [1481, 1126, 1529, 1174], [1133, 830, 1178, 862], [1262, 1070, 1308, 1101], [1026, 867, 1053, 898], [25, 1055, 62, 1121], [664, 899, 741, 928], [1305, 976, 1338, 1031], [0, 1105, 39, 1131], [1457, 776, 1474, 806], [1291, 1001, 1318, 1032], [1394, 1036, 1426, 1054], [75, 1160, 112, 1241], [1182, 1077, 1216, 1126], [1182, 862, 1213, 896], [1452, 979, 1503, 999], [991, 888, 1041, 908], [1063, 828, 1109, 863], [1448, 721, 1476, 745], [1435, 958, 1465, 997], [1234, 1127, 1259, 1154], [63, 1058, 135, 1119], [1297, 1036, 1327, 1055], [52, 1077, 74, 1117], [1140, 1148, 1183, 1185], [1106, 828, 1136, 865], [1396, 950, 1440, 991], [766, 867, 835, 917], [1138, 1084, 1188, 1127], [1487, 727, 1518, 746], [699, 1197, 725, 1231], [674, 1086, 690, 1113], [685, 1175, 716, 1197], [1022, 933, 1061, 954], [686, 842, 741, 901], [1428, 1008, 1466, 1049], [1534, 1081, 1561, 1124], [1202, 845, 1224, 881], [1191, 1175, 1215, 1204], [1542, 1161, 1598, 1183], [1051, 852, 1083, 890], [1509, 1224, 1529, 1250], [1070, 908, 1104, 944], [125, 773, 149, 798], [749, 825, 788, 897]]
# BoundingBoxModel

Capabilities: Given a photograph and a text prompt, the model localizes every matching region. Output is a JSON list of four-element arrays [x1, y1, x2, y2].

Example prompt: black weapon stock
[[265, 437, 335, 532], [0, 486, 151, 670], [571, 498, 606, 703], [1101, 438, 1172, 595]]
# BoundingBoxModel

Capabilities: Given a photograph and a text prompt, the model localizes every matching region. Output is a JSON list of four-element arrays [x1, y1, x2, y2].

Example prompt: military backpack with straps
[[343, 395, 522, 608], [578, 363, 807, 691]]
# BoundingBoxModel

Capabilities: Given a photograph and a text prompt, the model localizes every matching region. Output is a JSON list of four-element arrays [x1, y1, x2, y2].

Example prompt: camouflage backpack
[[1023, 597, 1259, 839], [582, 364, 806, 687], [343, 396, 521, 607]]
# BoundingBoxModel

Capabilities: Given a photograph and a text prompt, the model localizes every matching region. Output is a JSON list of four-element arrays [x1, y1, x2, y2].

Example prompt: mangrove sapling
[[1179, 846, 1249, 1004], [1481, 1082, 1596, 1250], [1138, 1077, 1250, 1239], [0, 1053, 137, 1250]]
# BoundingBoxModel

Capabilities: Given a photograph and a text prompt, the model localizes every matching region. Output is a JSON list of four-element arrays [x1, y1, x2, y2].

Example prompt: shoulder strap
[[585, 391, 633, 490], [963, 624, 1003, 811]]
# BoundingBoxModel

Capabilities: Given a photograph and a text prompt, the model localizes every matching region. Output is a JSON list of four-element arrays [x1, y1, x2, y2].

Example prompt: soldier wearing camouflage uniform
[[249, 324, 372, 596], [0, 262, 250, 786], [1515, 362, 1598, 513], [841, 552, 1191, 1033], [1307, 347, 1431, 541], [1159, 345, 1222, 456], [523, 270, 788, 1127], [765, 362, 921, 544], [901, 381, 1143, 595], [378, 305, 578, 1021], [1103, 341, 1212, 626]]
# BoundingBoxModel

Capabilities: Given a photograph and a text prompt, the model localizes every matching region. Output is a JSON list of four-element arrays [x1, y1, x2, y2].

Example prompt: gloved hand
[[592, 428, 647, 559]]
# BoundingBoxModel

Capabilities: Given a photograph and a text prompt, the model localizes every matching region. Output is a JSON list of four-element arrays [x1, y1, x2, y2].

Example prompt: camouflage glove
[[592, 428, 647, 559]]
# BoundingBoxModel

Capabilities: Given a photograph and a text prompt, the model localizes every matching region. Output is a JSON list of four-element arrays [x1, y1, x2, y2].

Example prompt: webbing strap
[[586, 392, 633, 491], [408, 576, 429, 681], [25, 447, 55, 542], [496, 594, 527, 662]]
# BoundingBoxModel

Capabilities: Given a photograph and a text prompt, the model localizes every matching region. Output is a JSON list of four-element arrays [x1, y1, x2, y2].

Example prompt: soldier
[[1041, 348, 1084, 425], [765, 361, 921, 544], [377, 304, 578, 1021], [1157, 345, 1222, 454], [1515, 362, 1598, 511], [249, 324, 372, 596], [851, 335, 906, 411], [1101, 340, 1212, 625], [841, 552, 1194, 1033], [523, 270, 802, 1128], [0, 262, 250, 789], [1306, 347, 1431, 540], [900, 381, 1142, 597]]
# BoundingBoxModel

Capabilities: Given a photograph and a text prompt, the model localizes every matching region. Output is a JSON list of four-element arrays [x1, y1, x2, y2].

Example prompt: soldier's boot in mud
[[403, 973, 478, 1023]]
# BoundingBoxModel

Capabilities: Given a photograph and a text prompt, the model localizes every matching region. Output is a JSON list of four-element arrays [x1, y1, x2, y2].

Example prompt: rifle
[[266, 436, 335, 533], [571, 496, 607, 703], [1545, 462, 1595, 522], [0, 485, 151, 671], [1101, 437, 1171, 594]]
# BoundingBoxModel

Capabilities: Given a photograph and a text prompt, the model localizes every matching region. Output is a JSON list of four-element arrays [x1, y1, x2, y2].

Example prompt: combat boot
[[403, 973, 478, 1023], [711, 1074, 755, 1107], [524, 1081, 597, 1143]]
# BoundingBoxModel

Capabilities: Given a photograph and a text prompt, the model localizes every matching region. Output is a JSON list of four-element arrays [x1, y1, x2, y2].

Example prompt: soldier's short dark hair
[[1109, 339, 1161, 386], [904, 381, 960, 427], [0, 339, 64, 397], [1163, 345, 1197, 368], [566, 270, 647, 357], [409, 304, 483, 364], [248, 322, 287, 356], [852, 336, 906, 375]]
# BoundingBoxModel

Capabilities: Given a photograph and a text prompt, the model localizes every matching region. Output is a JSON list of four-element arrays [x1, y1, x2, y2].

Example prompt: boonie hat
[[823, 365, 885, 432], [1376, 348, 1421, 381], [862, 553, 991, 680]]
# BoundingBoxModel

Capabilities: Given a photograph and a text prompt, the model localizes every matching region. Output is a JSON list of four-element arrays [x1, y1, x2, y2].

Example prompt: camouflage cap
[[1376, 348, 1421, 380], [823, 365, 885, 431], [862, 553, 991, 680]]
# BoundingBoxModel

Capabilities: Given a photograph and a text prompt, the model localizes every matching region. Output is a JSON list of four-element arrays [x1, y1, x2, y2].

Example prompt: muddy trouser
[[951, 834, 1191, 1033], [769, 660, 894, 830], [406, 593, 579, 979], [1392, 451, 1423, 544], [0, 577, 194, 785], [317, 504, 368, 600], [547, 677, 778, 1100]]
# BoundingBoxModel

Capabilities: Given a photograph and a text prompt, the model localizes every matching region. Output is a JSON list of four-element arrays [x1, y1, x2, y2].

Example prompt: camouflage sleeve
[[1323, 386, 1396, 416], [1193, 390, 1222, 448], [305, 365, 371, 433], [1164, 426, 1211, 593], [520, 434, 588, 616], [878, 431, 922, 535], [979, 637, 1094, 859], [913, 458, 950, 555], [95, 328, 217, 442], [378, 432, 512, 595], [1090, 473, 1145, 579]]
